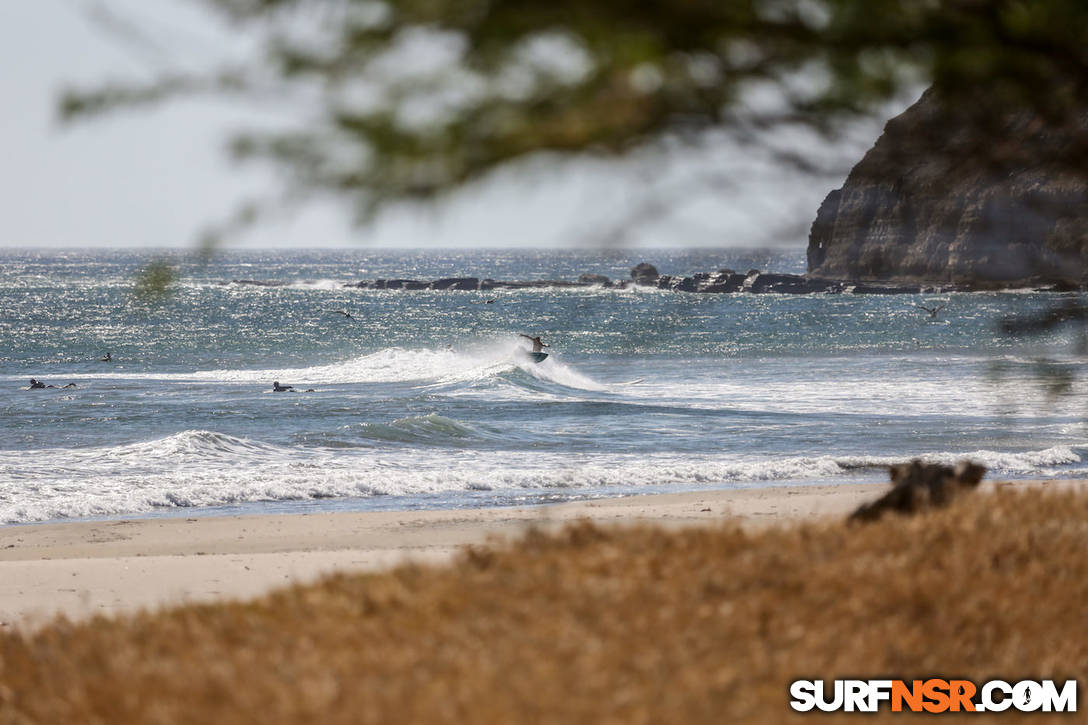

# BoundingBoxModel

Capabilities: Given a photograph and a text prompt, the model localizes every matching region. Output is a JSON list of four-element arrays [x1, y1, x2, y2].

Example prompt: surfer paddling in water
[[272, 381, 316, 393], [518, 334, 549, 353], [27, 378, 77, 389]]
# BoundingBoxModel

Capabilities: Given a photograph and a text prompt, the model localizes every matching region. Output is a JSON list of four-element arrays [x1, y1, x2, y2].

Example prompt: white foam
[[616, 363, 1088, 418], [12, 344, 609, 393], [520, 356, 607, 392], [288, 279, 344, 290], [832, 445, 1081, 472], [1, 434, 1082, 524], [12, 347, 498, 386]]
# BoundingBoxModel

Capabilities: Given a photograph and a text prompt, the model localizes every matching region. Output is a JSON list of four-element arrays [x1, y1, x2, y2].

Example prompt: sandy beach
[[0, 482, 899, 628]]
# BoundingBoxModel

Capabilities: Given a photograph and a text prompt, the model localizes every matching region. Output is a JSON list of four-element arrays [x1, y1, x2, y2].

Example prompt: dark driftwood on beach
[[848, 460, 987, 523]]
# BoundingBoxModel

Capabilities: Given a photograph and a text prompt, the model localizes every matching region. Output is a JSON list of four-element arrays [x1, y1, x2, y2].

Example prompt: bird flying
[[914, 303, 947, 318]]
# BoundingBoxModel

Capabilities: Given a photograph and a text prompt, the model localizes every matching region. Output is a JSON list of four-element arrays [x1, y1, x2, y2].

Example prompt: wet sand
[[1, 480, 1031, 628]]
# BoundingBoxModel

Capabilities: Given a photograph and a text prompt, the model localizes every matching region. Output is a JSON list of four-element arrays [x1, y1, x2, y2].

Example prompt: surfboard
[[526, 352, 548, 363]]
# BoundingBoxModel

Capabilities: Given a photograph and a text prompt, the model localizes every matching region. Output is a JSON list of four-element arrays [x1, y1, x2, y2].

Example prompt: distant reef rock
[[623, 265, 940, 295], [220, 265, 957, 295], [807, 87, 1088, 288]]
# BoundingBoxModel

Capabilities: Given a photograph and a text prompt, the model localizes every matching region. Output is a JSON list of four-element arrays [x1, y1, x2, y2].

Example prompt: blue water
[[2, 248, 1087, 524]]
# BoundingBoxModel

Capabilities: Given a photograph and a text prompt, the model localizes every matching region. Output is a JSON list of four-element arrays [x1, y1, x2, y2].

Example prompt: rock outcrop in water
[[807, 88, 1088, 288], [222, 264, 964, 295], [630, 263, 660, 286], [624, 264, 941, 294]]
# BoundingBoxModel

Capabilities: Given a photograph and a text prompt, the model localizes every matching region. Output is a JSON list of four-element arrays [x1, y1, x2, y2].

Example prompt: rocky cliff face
[[807, 88, 1088, 287]]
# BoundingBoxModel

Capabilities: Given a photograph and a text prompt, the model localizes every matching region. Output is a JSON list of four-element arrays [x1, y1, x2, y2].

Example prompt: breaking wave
[[20, 345, 608, 394], [1, 433, 1082, 524]]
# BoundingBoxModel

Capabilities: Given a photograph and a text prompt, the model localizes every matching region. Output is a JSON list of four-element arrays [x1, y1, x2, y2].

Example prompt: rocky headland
[[226, 88, 1088, 295], [224, 92, 1088, 296], [807, 87, 1088, 289], [225, 90, 1087, 296]]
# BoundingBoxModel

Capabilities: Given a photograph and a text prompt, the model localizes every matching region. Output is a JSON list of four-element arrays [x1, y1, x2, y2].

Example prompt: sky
[[0, 1, 900, 250]]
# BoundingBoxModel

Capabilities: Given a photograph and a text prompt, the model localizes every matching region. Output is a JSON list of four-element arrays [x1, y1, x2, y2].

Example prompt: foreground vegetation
[[66, 1, 1088, 245], [2, 488, 1086, 723]]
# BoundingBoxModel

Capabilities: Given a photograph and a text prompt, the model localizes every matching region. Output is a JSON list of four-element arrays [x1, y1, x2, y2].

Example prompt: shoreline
[[0, 478, 1072, 629], [2, 482, 888, 629]]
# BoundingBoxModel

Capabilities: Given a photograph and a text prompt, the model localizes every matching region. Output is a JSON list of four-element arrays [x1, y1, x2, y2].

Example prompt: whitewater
[[3, 248, 1088, 524]]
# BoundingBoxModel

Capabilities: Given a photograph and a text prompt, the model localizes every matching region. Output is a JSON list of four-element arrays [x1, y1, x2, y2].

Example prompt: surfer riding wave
[[517, 334, 550, 365], [518, 334, 549, 352]]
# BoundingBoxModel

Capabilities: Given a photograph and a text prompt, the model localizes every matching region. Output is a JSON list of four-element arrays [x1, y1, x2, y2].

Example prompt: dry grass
[[2, 488, 1087, 724]]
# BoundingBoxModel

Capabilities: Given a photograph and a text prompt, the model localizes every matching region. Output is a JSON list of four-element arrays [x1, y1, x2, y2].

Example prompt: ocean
[[2, 247, 1087, 524]]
